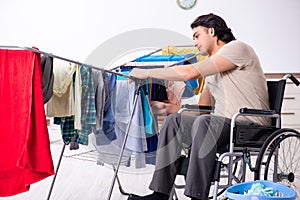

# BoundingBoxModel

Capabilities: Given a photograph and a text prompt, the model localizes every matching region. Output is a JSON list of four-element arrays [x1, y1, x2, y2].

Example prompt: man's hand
[[151, 101, 181, 115]]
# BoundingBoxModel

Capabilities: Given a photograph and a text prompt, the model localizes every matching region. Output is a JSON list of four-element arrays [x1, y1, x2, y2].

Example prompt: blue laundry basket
[[225, 180, 296, 200]]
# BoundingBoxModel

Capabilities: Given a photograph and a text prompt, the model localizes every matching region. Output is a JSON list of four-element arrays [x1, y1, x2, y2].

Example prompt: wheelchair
[[170, 74, 300, 200]]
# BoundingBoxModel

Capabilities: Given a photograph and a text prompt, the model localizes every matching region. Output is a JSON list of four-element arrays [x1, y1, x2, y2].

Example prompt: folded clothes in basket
[[247, 182, 276, 197]]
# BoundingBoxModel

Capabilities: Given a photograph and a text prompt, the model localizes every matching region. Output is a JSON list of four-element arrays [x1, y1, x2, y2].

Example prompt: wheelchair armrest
[[239, 107, 276, 115], [179, 104, 215, 114], [182, 104, 215, 111]]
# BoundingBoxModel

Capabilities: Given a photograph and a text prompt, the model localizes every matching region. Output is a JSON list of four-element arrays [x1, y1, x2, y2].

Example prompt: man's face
[[192, 26, 214, 56]]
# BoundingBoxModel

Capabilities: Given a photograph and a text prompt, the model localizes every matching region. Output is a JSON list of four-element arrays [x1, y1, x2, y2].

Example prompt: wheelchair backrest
[[267, 79, 286, 126]]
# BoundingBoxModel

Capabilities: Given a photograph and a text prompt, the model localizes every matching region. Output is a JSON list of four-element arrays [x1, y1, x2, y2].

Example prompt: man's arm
[[129, 55, 236, 81], [198, 88, 214, 106], [151, 101, 181, 115], [194, 88, 214, 115]]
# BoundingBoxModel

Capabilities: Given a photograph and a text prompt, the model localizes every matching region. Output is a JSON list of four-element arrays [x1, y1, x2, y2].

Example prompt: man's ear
[[209, 27, 214, 36]]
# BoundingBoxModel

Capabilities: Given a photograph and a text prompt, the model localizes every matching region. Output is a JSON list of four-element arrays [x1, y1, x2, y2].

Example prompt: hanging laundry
[[112, 75, 147, 153], [132, 54, 197, 102], [119, 64, 169, 102], [162, 45, 206, 61], [94, 73, 149, 168], [93, 71, 117, 145], [76, 65, 96, 145], [73, 64, 82, 130], [123, 61, 177, 67], [46, 59, 77, 117], [60, 115, 77, 146], [0, 49, 54, 196], [41, 55, 54, 104], [59, 65, 97, 147], [162, 45, 208, 94], [102, 72, 117, 142]]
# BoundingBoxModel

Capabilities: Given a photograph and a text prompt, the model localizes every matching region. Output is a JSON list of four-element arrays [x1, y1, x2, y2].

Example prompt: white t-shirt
[[204, 40, 270, 125]]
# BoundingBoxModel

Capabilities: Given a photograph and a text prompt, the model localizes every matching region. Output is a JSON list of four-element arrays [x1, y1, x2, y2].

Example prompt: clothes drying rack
[[106, 45, 200, 200], [0, 45, 199, 200]]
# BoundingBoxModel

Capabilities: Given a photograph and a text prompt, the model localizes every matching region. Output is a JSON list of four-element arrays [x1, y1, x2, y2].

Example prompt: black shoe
[[127, 193, 141, 200], [127, 192, 169, 200], [127, 194, 141, 200]]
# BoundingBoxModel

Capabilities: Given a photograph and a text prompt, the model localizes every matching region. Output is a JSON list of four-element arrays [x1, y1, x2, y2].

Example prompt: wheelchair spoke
[[277, 137, 300, 172], [257, 131, 300, 199]]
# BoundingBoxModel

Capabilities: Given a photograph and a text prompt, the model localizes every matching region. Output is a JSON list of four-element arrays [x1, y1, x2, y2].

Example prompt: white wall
[[1, 0, 299, 72]]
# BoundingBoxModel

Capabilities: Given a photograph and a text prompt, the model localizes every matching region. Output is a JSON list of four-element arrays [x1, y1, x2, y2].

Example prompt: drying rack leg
[[112, 165, 131, 196], [47, 143, 66, 200]]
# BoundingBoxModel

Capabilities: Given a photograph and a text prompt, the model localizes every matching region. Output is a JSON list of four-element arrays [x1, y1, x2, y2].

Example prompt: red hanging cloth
[[0, 49, 54, 196]]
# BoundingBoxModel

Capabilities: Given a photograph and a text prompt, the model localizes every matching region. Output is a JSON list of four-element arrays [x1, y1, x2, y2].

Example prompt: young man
[[128, 13, 270, 200]]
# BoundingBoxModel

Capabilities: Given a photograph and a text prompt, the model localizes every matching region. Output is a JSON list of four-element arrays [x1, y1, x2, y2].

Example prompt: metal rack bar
[[0, 45, 137, 80], [110, 44, 199, 71]]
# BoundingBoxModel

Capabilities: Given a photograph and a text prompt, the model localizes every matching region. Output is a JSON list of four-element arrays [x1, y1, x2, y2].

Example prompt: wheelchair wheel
[[255, 128, 300, 198]]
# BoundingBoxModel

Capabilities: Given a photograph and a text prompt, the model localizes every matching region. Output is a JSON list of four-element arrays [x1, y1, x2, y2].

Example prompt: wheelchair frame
[[173, 74, 300, 200]]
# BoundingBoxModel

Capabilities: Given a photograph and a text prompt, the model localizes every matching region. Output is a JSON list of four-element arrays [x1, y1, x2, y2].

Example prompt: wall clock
[[177, 0, 197, 10]]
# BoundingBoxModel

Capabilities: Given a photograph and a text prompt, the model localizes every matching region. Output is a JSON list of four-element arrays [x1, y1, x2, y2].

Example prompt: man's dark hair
[[191, 13, 236, 43]]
